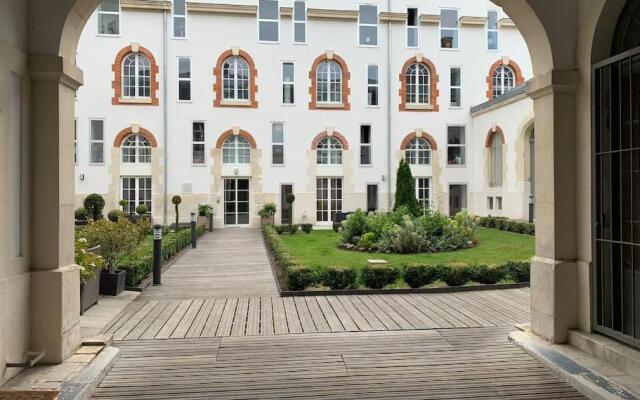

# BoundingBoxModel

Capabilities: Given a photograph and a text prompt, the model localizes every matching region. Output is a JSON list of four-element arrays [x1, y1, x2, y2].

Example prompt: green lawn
[[282, 227, 534, 269]]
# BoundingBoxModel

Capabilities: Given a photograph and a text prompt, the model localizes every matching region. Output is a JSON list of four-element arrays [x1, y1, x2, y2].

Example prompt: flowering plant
[[75, 238, 104, 283]]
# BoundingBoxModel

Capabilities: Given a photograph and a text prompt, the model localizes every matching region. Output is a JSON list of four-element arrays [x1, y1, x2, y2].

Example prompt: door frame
[[223, 177, 251, 227], [448, 182, 468, 216], [279, 183, 294, 225]]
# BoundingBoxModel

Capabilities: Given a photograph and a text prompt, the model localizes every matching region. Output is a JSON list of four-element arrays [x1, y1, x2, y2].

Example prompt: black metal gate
[[593, 46, 640, 349]]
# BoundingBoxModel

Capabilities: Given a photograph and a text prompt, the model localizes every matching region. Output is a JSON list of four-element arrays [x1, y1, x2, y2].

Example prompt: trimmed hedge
[[361, 264, 400, 289], [322, 266, 357, 290], [117, 224, 206, 286], [402, 260, 530, 288], [477, 216, 535, 235], [286, 266, 317, 291]]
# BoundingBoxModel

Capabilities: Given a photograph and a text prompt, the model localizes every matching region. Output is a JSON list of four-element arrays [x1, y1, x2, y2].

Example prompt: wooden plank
[[326, 296, 359, 331], [304, 297, 331, 332], [271, 297, 288, 335], [216, 298, 238, 337], [231, 298, 249, 337], [367, 295, 414, 330], [283, 297, 303, 334], [156, 299, 193, 339], [293, 297, 317, 333], [245, 297, 260, 336], [185, 298, 215, 338], [353, 295, 400, 330], [315, 296, 345, 332], [201, 298, 226, 337], [140, 300, 181, 340], [347, 296, 387, 331], [259, 297, 274, 335], [171, 299, 204, 338], [337, 296, 373, 331], [113, 301, 158, 340], [123, 301, 170, 340]]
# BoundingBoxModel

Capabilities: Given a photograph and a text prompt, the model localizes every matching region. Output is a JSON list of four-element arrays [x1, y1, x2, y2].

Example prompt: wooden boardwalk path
[[93, 228, 585, 399]]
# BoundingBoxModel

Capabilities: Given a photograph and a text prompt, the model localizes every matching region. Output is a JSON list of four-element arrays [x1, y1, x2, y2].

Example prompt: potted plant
[[172, 195, 182, 230], [76, 238, 104, 314], [83, 219, 140, 296], [197, 204, 210, 229], [258, 203, 277, 226]]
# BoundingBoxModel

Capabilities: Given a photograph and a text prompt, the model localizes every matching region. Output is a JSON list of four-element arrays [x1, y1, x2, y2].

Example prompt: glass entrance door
[[449, 184, 467, 216], [224, 178, 250, 225], [280, 184, 293, 225]]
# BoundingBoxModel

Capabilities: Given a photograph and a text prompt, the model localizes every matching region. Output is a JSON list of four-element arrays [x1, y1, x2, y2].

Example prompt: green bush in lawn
[[361, 264, 399, 289], [503, 261, 530, 283], [301, 224, 313, 233], [322, 266, 357, 290], [107, 209, 124, 222], [288, 224, 299, 234], [403, 264, 441, 288], [359, 232, 376, 251], [341, 209, 368, 244], [286, 266, 317, 290], [440, 263, 472, 287], [467, 264, 503, 284], [83, 193, 105, 221], [477, 215, 535, 236], [393, 159, 420, 216], [263, 224, 299, 269], [75, 207, 88, 221]]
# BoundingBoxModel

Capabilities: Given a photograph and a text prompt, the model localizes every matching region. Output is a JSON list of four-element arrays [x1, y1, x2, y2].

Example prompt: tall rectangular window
[[360, 125, 372, 165], [367, 64, 379, 106], [178, 57, 191, 101], [258, 0, 279, 42], [282, 62, 294, 104], [316, 178, 342, 222], [272, 123, 284, 165], [293, 1, 306, 43], [450, 67, 461, 107], [487, 10, 499, 50], [98, 0, 120, 35], [9, 74, 22, 257], [367, 184, 378, 212], [407, 8, 419, 48], [416, 178, 431, 215], [358, 5, 378, 46], [121, 177, 152, 215], [440, 9, 458, 48], [447, 126, 466, 166], [173, 0, 186, 38], [90, 119, 104, 164], [192, 122, 205, 165]]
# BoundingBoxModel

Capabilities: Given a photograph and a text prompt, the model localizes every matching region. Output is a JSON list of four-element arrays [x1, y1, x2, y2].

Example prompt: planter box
[[100, 270, 127, 296], [197, 215, 209, 230], [80, 269, 100, 315]]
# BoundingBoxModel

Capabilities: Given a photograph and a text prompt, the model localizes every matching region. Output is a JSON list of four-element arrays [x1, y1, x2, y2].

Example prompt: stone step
[[567, 329, 640, 380]]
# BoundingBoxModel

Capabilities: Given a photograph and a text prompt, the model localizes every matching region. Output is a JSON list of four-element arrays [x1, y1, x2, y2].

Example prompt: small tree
[[136, 204, 148, 216], [394, 159, 420, 216], [172, 195, 182, 229], [84, 194, 105, 221], [285, 193, 296, 233], [258, 203, 277, 225], [119, 199, 128, 212], [82, 219, 140, 273]]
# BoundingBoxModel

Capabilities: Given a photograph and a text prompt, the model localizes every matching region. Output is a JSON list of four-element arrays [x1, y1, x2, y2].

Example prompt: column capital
[[526, 69, 579, 99], [29, 55, 84, 90]]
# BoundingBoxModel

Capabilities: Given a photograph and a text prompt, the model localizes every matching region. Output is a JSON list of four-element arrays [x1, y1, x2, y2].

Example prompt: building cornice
[[121, 0, 171, 11], [187, 2, 257, 16], [307, 8, 358, 21], [460, 16, 487, 26], [420, 14, 440, 25], [280, 6, 293, 18], [499, 18, 516, 28], [379, 12, 406, 23]]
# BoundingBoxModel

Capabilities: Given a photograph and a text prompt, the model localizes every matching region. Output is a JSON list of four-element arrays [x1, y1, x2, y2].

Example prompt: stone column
[[29, 55, 83, 363], [527, 69, 580, 343]]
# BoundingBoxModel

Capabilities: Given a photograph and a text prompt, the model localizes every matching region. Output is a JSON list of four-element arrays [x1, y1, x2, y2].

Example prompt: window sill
[[97, 33, 121, 38], [406, 103, 433, 111], [358, 44, 380, 48], [220, 100, 252, 107], [366, 105, 381, 109], [191, 164, 207, 167], [119, 97, 153, 105], [316, 163, 343, 167], [172, 36, 188, 40], [446, 164, 467, 168], [89, 163, 105, 166], [270, 164, 286, 167], [439, 47, 460, 51], [449, 106, 463, 110], [359, 164, 374, 168], [316, 102, 345, 109], [178, 100, 193, 104], [257, 40, 280, 44], [281, 103, 296, 107]]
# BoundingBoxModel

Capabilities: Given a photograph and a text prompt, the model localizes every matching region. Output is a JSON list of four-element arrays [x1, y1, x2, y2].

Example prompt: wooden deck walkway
[[94, 327, 586, 399], [101, 288, 531, 340]]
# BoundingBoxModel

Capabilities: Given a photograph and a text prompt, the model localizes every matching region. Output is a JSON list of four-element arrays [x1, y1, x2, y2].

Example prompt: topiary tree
[[393, 159, 419, 216], [84, 193, 105, 221], [75, 207, 88, 221], [119, 199, 128, 212], [172, 195, 182, 229], [285, 193, 296, 233], [135, 204, 148, 216], [107, 209, 123, 222]]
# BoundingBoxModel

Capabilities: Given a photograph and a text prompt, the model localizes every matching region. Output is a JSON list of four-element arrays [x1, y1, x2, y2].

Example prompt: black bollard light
[[153, 224, 162, 285], [191, 212, 197, 249], [208, 206, 213, 232]]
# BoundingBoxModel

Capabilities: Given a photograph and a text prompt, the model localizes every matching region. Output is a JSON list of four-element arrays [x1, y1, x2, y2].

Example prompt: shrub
[[82, 219, 141, 273], [286, 266, 316, 291], [394, 159, 420, 216], [403, 264, 441, 288], [83, 194, 105, 221], [468, 264, 503, 284], [263, 224, 299, 269], [503, 261, 530, 283], [341, 209, 368, 244], [359, 232, 376, 251], [258, 203, 277, 218], [136, 204, 148, 216], [301, 224, 313, 234], [274, 225, 287, 235], [361, 264, 399, 289], [288, 224, 299, 234], [107, 209, 124, 222], [477, 216, 535, 236], [75, 207, 88, 221], [440, 263, 472, 286], [198, 204, 210, 217], [322, 266, 357, 290], [75, 238, 104, 283]]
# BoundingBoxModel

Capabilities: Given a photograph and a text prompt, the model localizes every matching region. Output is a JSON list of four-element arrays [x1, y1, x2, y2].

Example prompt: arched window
[[405, 138, 431, 165], [316, 60, 342, 103], [316, 137, 343, 165], [122, 134, 151, 163], [222, 56, 250, 101], [489, 133, 503, 187], [405, 63, 430, 104], [122, 53, 151, 98], [222, 135, 251, 164], [492, 65, 515, 98]]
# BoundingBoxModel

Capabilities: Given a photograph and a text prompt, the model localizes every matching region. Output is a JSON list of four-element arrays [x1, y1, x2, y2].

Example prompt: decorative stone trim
[[485, 126, 506, 148], [420, 14, 440, 24], [486, 58, 525, 100], [213, 49, 258, 109], [379, 12, 406, 23], [112, 45, 160, 106], [308, 53, 351, 111], [113, 126, 158, 147], [400, 131, 438, 151], [215, 129, 257, 149], [307, 9, 358, 21], [187, 2, 257, 15], [398, 56, 439, 112], [311, 131, 349, 150], [121, 0, 171, 11], [459, 16, 487, 25]]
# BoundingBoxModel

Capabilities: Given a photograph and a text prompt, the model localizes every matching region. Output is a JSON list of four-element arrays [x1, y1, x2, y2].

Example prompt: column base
[[530, 256, 578, 343], [31, 265, 81, 364]]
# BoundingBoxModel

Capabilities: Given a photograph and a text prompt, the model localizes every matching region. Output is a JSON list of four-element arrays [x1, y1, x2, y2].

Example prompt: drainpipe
[[162, 9, 169, 226], [386, 0, 392, 210]]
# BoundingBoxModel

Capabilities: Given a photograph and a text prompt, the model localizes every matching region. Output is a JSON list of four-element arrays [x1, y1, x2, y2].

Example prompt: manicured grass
[[281, 227, 534, 269]]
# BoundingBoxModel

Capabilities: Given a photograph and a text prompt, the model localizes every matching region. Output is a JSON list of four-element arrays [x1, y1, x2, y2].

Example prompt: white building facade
[[74, 0, 535, 228]]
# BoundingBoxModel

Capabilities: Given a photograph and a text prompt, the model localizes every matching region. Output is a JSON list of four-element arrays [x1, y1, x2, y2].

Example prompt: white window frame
[[316, 137, 343, 165], [446, 125, 466, 167], [177, 57, 191, 102], [358, 4, 378, 47], [366, 64, 379, 107], [271, 122, 285, 166], [222, 135, 251, 165], [487, 196, 494, 210], [406, 63, 431, 105], [121, 176, 152, 215], [405, 138, 431, 165], [97, 0, 120, 36], [415, 177, 431, 215], [122, 52, 151, 99], [192, 121, 206, 166], [173, 0, 187, 39], [492, 65, 516, 98], [293, 0, 307, 44], [316, 60, 342, 104], [487, 10, 499, 51], [282, 62, 295, 105], [450, 66, 462, 108], [360, 124, 372, 166], [121, 134, 152, 164], [89, 119, 105, 165], [406, 7, 419, 48], [258, 0, 280, 43], [489, 133, 503, 187], [222, 56, 250, 101], [439, 8, 459, 49], [316, 177, 343, 222]]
